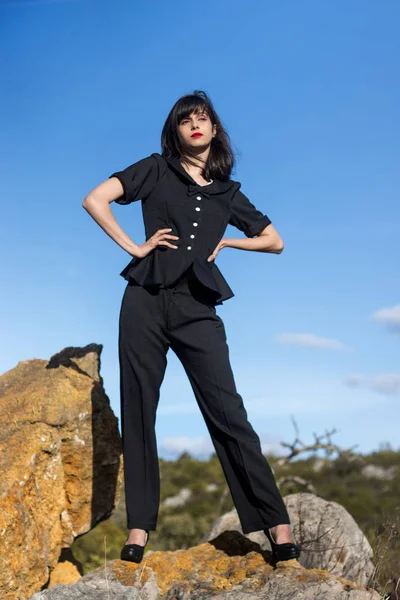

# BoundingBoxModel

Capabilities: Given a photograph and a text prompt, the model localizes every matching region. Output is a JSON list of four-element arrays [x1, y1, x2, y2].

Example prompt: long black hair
[[161, 90, 236, 182]]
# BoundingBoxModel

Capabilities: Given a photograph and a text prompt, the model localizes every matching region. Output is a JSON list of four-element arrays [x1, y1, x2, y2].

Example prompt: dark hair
[[160, 90, 236, 182]]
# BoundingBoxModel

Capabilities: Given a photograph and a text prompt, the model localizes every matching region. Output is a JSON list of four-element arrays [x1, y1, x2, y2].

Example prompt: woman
[[82, 90, 300, 565]]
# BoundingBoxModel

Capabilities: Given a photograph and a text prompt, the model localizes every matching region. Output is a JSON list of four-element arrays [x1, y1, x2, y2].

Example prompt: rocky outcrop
[[202, 492, 375, 588], [361, 464, 398, 480], [28, 530, 381, 600], [0, 344, 124, 600], [0, 344, 381, 600], [163, 487, 192, 507]]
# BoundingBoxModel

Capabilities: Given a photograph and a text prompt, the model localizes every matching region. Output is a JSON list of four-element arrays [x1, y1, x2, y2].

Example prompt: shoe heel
[[120, 529, 150, 564], [264, 528, 301, 563]]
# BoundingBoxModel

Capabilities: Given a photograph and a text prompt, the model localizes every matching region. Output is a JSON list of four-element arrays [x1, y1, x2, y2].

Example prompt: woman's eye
[[181, 116, 207, 124]]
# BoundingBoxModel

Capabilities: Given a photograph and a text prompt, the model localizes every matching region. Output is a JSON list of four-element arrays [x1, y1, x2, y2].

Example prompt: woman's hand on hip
[[207, 239, 226, 262], [130, 228, 180, 258]]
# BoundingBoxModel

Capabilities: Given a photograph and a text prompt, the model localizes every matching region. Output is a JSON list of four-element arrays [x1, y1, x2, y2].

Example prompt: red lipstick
[[191, 133, 203, 138]]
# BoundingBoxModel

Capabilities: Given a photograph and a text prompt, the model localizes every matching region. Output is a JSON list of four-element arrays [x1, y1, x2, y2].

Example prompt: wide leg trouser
[[118, 266, 290, 534]]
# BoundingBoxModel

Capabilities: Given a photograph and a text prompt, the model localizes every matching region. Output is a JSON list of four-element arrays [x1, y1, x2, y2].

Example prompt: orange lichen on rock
[[114, 535, 274, 596]]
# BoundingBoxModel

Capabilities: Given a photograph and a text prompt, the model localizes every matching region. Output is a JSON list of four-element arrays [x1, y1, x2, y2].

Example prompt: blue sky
[[1, 0, 399, 460]]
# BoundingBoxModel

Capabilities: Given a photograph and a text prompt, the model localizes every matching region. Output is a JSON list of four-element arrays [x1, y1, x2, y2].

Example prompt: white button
[[195, 207, 200, 211], [190, 234, 195, 239], [193, 222, 198, 226], [196, 196, 201, 200], [187, 246, 192, 250]]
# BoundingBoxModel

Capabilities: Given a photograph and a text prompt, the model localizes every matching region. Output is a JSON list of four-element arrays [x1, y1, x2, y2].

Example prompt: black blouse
[[109, 153, 271, 305]]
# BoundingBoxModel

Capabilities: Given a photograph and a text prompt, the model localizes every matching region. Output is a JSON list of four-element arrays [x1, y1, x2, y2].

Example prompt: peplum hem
[[191, 258, 235, 305], [119, 250, 164, 287], [119, 253, 235, 305]]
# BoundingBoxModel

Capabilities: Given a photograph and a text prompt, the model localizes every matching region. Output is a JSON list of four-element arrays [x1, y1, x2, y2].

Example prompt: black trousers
[[118, 265, 290, 534]]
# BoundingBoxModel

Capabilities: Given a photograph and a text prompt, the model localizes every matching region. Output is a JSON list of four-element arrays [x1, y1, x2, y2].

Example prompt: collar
[[162, 155, 236, 198]]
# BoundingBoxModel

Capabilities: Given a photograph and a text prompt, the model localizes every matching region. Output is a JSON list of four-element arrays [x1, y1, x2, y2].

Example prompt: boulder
[[361, 464, 398, 480], [28, 530, 381, 600], [202, 492, 374, 587], [0, 344, 124, 600]]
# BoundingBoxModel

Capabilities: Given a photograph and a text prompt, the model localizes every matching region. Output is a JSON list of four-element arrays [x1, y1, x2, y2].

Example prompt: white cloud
[[344, 374, 366, 387], [371, 303, 400, 334], [276, 332, 350, 351], [158, 434, 286, 460], [159, 436, 214, 459], [344, 373, 400, 396]]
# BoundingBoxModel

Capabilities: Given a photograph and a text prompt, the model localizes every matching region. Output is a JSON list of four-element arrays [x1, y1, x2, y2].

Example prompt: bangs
[[175, 96, 210, 123]]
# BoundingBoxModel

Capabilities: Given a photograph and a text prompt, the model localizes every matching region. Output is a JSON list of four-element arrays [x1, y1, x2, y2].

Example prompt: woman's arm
[[82, 178, 141, 256], [226, 185, 283, 254], [82, 177, 179, 257], [221, 223, 284, 254], [207, 223, 283, 262]]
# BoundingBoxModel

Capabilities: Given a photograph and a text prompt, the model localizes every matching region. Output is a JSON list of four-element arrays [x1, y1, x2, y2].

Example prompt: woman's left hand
[[207, 239, 225, 262]]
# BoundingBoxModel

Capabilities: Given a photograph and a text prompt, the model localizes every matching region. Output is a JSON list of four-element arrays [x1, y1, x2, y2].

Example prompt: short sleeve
[[109, 154, 160, 205], [229, 185, 272, 237]]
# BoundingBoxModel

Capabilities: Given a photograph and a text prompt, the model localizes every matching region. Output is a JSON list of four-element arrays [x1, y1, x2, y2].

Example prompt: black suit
[[110, 154, 290, 533]]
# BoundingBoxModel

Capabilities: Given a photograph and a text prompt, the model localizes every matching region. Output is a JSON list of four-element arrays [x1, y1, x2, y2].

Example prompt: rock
[[361, 464, 398, 480], [206, 483, 218, 492], [27, 530, 381, 600], [312, 458, 328, 472], [163, 487, 192, 507], [0, 344, 124, 600], [47, 560, 81, 587], [286, 493, 375, 586], [201, 492, 374, 588]]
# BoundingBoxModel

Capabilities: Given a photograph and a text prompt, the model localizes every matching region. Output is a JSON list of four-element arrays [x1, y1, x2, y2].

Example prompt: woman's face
[[177, 110, 217, 152]]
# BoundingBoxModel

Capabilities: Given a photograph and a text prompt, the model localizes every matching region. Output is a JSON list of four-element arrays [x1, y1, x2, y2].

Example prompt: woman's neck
[[179, 155, 212, 186]]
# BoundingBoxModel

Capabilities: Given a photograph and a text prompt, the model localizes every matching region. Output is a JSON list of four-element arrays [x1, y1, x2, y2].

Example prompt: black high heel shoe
[[264, 527, 301, 563], [120, 529, 150, 563]]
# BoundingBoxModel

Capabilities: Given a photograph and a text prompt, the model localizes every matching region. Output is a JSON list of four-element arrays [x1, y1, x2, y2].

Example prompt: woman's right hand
[[131, 228, 180, 258]]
